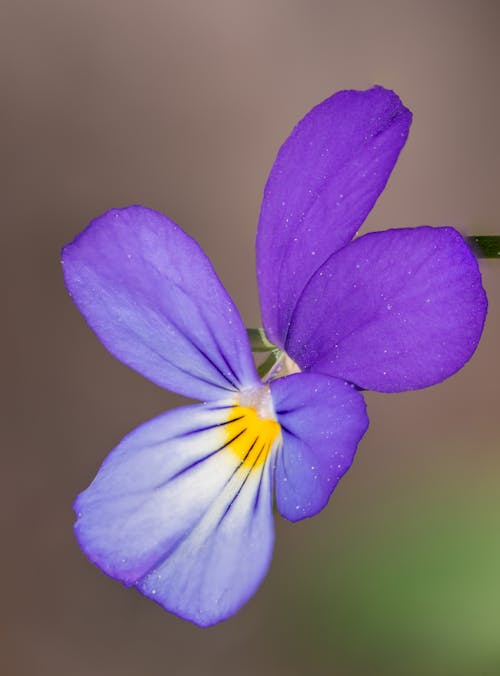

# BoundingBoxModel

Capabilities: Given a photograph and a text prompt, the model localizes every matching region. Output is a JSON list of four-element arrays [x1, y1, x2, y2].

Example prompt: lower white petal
[[74, 394, 281, 625]]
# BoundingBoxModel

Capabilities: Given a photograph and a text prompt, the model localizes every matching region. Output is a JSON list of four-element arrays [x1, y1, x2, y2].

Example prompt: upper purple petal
[[256, 86, 412, 346], [286, 227, 487, 392], [62, 206, 260, 401], [270, 372, 368, 522]]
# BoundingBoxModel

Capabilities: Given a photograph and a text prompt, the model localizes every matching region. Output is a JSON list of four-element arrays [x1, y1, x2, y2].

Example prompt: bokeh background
[[3, 1, 500, 674]]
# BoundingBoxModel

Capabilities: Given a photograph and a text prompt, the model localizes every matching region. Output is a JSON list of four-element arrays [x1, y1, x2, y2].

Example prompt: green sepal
[[257, 349, 282, 378], [247, 328, 277, 352]]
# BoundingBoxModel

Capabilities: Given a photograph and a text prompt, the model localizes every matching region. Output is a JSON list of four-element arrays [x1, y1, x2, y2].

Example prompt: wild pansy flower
[[63, 86, 487, 627]]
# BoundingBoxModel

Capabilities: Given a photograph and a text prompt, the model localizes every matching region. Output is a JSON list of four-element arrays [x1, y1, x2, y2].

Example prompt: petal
[[270, 373, 369, 522], [286, 227, 487, 392], [256, 86, 412, 346], [75, 400, 279, 626], [62, 206, 259, 401]]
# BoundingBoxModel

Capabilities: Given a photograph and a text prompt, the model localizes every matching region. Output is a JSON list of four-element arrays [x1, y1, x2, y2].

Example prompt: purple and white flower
[[62, 86, 487, 626]]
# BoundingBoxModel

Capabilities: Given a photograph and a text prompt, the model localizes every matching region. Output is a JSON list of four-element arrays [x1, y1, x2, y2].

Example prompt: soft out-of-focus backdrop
[[3, 1, 499, 674]]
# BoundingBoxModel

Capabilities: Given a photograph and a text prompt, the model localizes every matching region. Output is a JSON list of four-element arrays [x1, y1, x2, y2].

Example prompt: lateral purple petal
[[286, 227, 487, 392], [256, 86, 412, 346], [62, 206, 259, 401], [270, 373, 368, 522]]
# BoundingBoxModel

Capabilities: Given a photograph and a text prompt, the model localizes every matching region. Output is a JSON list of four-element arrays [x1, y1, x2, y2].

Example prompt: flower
[[62, 86, 487, 627]]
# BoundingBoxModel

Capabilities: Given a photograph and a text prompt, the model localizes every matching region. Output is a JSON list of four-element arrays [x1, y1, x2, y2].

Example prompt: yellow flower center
[[224, 386, 281, 469]]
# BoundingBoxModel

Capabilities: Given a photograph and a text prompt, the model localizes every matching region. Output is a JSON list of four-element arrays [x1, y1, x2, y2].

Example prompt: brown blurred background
[[3, 1, 500, 675]]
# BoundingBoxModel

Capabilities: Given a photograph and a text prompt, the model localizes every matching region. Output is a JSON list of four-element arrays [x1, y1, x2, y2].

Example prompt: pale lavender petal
[[75, 402, 275, 626], [270, 373, 368, 521], [62, 206, 259, 401], [286, 227, 487, 392], [256, 86, 412, 346]]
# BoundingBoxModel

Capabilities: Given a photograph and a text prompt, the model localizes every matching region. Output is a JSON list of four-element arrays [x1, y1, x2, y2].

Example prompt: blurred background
[[2, 1, 500, 674]]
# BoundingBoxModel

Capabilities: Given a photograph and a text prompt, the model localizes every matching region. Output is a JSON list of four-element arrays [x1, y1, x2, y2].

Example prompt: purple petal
[[62, 206, 259, 401], [286, 227, 487, 392], [74, 402, 275, 627], [270, 373, 368, 522], [256, 86, 412, 346]]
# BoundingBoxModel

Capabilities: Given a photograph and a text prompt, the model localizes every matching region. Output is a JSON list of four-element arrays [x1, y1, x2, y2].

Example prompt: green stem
[[467, 236, 500, 258]]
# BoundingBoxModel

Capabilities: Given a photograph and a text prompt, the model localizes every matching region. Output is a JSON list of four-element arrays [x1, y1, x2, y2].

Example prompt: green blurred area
[[271, 477, 500, 676]]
